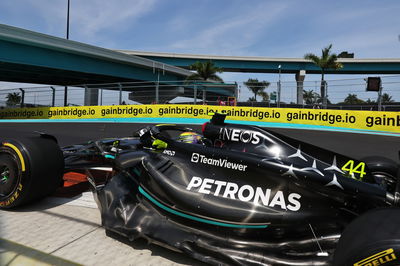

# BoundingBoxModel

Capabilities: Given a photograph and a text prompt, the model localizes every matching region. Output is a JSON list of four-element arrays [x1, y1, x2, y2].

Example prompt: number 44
[[341, 160, 366, 180]]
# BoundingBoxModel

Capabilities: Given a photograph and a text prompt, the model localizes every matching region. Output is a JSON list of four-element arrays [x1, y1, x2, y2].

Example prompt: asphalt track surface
[[0, 122, 399, 162]]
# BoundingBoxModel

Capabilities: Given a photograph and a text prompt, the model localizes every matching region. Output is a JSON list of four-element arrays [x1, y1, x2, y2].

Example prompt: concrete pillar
[[64, 86, 68, 106], [84, 86, 99, 106], [118, 83, 122, 105], [50, 87, 55, 106], [234, 82, 239, 98], [295, 70, 306, 105]]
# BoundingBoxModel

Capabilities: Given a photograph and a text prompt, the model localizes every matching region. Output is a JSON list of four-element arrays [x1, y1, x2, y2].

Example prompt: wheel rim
[[371, 172, 396, 192], [1, 166, 9, 183], [0, 160, 19, 199]]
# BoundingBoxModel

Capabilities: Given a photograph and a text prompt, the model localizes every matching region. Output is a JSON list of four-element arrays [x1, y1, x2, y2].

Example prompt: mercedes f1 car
[[1, 113, 399, 265]]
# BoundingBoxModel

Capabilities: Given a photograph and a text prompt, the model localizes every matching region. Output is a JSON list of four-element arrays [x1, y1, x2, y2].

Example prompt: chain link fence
[[0, 76, 399, 111]]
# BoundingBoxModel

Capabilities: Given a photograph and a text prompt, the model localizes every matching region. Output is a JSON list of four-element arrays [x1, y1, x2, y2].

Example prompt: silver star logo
[[282, 164, 298, 179], [324, 156, 345, 174], [325, 174, 343, 190], [301, 159, 324, 176], [350, 172, 357, 180], [288, 146, 308, 161]]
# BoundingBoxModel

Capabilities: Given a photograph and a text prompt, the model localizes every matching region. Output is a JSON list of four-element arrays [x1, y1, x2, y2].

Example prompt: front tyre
[[0, 135, 64, 208]]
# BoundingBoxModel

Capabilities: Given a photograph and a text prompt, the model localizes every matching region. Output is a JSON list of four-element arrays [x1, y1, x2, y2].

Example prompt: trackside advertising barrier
[[0, 105, 399, 134]]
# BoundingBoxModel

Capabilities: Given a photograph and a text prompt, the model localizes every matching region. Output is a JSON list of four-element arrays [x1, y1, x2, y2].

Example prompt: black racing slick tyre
[[363, 156, 399, 176], [362, 156, 399, 193], [333, 208, 400, 266], [0, 135, 64, 208]]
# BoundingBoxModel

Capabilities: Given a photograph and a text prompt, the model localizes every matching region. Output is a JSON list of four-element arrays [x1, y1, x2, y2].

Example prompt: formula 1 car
[[1, 113, 399, 265]]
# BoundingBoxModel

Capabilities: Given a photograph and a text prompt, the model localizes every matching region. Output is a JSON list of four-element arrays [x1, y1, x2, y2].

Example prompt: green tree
[[244, 78, 270, 101], [258, 91, 270, 102], [186, 61, 223, 82], [315, 94, 332, 104], [303, 90, 320, 104], [343, 94, 365, 104], [6, 92, 21, 106], [338, 51, 354, 58], [247, 96, 256, 102], [304, 44, 343, 107], [270, 91, 277, 102], [381, 93, 395, 103], [366, 98, 376, 104]]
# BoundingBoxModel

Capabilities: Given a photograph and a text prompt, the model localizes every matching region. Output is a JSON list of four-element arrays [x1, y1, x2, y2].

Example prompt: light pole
[[64, 0, 70, 106], [66, 0, 70, 40], [377, 84, 383, 111], [277, 65, 281, 108]]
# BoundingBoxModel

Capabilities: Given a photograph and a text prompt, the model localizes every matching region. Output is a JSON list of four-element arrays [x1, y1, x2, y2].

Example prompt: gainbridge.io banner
[[0, 105, 399, 134]]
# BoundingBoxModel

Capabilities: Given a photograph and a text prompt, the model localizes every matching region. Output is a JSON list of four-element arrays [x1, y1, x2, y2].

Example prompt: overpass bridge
[[0, 24, 235, 105], [119, 50, 400, 74], [119, 50, 400, 104]]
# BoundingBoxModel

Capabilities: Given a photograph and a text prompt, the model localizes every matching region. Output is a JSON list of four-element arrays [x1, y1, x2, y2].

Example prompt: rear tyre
[[362, 156, 399, 192], [0, 135, 64, 208], [333, 208, 400, 266]]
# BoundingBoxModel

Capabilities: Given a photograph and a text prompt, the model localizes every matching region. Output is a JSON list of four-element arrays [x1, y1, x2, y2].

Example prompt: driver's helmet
[[177, 132, 203, 144]]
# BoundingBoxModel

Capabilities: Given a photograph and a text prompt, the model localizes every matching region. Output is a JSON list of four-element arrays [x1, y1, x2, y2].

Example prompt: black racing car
[[1, 113, 399, 266]]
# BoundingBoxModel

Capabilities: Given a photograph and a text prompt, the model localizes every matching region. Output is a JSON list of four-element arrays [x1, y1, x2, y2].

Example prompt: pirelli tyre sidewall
[[0, 145, 25, 207], [0, 136, 64, 208], [333, 208, 400, 266]]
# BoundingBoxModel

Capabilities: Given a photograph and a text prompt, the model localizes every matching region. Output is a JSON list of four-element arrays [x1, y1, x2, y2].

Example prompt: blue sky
[[0, 0, 399, 103]]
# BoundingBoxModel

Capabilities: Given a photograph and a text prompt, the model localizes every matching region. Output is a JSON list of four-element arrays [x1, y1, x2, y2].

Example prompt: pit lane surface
[[0, 122, 399, 266]]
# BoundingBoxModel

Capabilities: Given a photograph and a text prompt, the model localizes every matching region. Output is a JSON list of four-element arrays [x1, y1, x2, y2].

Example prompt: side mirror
[[210, 112, 226, 125]]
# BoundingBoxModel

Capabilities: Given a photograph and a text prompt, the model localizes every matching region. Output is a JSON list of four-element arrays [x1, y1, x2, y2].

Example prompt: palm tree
[[366, 98, 376, 104], [303, 90, 319, 104], [186, 61, 223, 82], [258, 91, 270, 102], [343, 94, 365, 104], [6, 92, 21, 106], [304, 44, 343, 108], [244, 78, 270, 101], [381, 93, 395, 103]]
